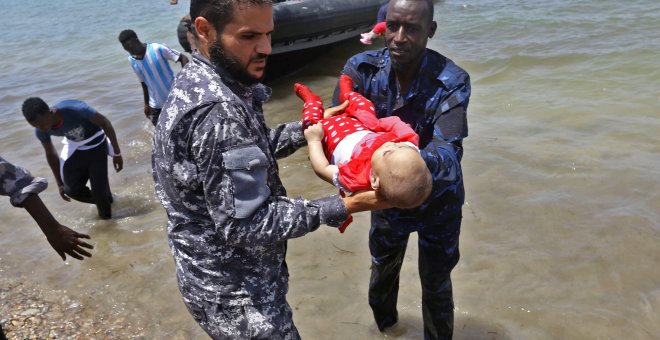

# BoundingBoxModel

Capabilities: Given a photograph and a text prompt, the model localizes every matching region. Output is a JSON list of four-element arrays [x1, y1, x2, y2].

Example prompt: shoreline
[[0, 275, 143, 339]]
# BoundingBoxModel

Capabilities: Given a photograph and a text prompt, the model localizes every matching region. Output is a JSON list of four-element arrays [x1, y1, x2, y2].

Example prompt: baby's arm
[[304, 123, 337, 184]]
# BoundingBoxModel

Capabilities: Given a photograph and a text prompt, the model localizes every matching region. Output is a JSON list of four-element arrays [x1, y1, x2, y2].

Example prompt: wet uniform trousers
[[63, 140, 112, 218], [369, 196, 462, 338]]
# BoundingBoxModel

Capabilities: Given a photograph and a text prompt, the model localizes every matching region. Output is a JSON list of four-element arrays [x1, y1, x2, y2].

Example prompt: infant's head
[[370, 142, 432, 209]]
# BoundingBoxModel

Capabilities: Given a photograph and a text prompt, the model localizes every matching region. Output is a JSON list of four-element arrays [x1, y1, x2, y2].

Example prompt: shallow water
[[1, 0, 659, 338]]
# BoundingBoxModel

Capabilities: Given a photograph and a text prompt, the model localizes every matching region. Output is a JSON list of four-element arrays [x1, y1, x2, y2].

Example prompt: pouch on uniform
[[222, 146, 271, 218]]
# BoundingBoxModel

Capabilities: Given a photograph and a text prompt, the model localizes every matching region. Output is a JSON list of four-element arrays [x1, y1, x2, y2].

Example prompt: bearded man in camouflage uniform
[[152, 1, 386, 338]]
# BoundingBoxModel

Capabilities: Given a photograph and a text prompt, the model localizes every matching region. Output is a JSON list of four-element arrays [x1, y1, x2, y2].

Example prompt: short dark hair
[[388, 0, 435, 24], [118, 29, 138, 44], [22, 97, 50, 122], [190, 0, 274, 32]]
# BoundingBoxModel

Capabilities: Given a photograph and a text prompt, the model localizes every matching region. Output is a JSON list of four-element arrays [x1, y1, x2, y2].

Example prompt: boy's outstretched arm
[[304, 123, 336, 184]]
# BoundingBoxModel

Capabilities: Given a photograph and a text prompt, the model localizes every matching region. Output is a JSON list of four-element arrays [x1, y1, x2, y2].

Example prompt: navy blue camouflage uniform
[[152, 53, 349, 339], [334, 48, 470, 339]]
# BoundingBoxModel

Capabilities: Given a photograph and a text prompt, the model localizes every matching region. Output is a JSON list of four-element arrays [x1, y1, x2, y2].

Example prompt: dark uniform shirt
[[152, 53, 349, 307], [335, 48, 471, 230]]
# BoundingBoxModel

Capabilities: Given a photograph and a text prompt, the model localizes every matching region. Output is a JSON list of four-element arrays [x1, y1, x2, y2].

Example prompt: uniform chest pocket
[[222, 146, 271, 219]]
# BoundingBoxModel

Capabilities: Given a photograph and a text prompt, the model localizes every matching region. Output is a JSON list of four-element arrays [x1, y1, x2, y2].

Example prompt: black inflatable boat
[[272, 0, 388, 55]]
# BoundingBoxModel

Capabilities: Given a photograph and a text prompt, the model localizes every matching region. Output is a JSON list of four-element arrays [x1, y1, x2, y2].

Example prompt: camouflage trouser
[[183, 295, 300, 340]]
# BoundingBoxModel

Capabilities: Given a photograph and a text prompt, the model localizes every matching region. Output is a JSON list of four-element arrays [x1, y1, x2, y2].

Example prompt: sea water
[[0, 0, 658, 338]]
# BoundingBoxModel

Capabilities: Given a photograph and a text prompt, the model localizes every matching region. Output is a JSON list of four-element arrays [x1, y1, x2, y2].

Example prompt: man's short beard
[[209, 40, 266, 85]]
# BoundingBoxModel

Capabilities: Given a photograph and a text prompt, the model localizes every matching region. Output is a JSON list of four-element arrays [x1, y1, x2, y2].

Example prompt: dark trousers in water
[[62, 142, 112, 219], [368, 210, 462, 340], [148, 107, 162, 126], [0, 324, 6, 340]]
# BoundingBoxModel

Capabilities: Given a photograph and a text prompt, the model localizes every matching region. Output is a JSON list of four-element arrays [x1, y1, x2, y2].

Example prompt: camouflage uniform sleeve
[[0, 156, 48, 207], [268, 120, 307, 159], [192, 105, 348, 246]]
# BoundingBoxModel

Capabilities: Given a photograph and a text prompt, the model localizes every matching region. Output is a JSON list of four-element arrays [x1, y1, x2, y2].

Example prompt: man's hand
[[58, 184, 71, 201], [304, 123, 324, 142], [45, 224, 93, 261], [113, 155, 123, 172], [21, 193, 93, 261], [342, 190, 392, 214], [323, 100, 348, 119]]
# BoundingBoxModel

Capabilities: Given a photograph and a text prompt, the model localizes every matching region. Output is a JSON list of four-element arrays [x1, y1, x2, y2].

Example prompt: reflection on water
[[1, 0, 659, 338]]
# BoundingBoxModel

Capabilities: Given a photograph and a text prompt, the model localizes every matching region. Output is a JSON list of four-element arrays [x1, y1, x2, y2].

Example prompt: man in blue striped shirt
[[119, 29, 189, 125]]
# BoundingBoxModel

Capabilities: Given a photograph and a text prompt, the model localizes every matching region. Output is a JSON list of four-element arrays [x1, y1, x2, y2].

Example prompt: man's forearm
[[93, 114, 121, 155], [22, 194, 59, 234], [179, 54, 189, 67], [342, 190, 392, 214], [45, 153, 63, 186], [141, 83, 149, 106], [103, 126, 121, 155]]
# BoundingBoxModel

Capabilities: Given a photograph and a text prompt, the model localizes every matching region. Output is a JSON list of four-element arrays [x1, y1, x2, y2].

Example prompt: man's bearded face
[[209, 39, 268, 85]]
